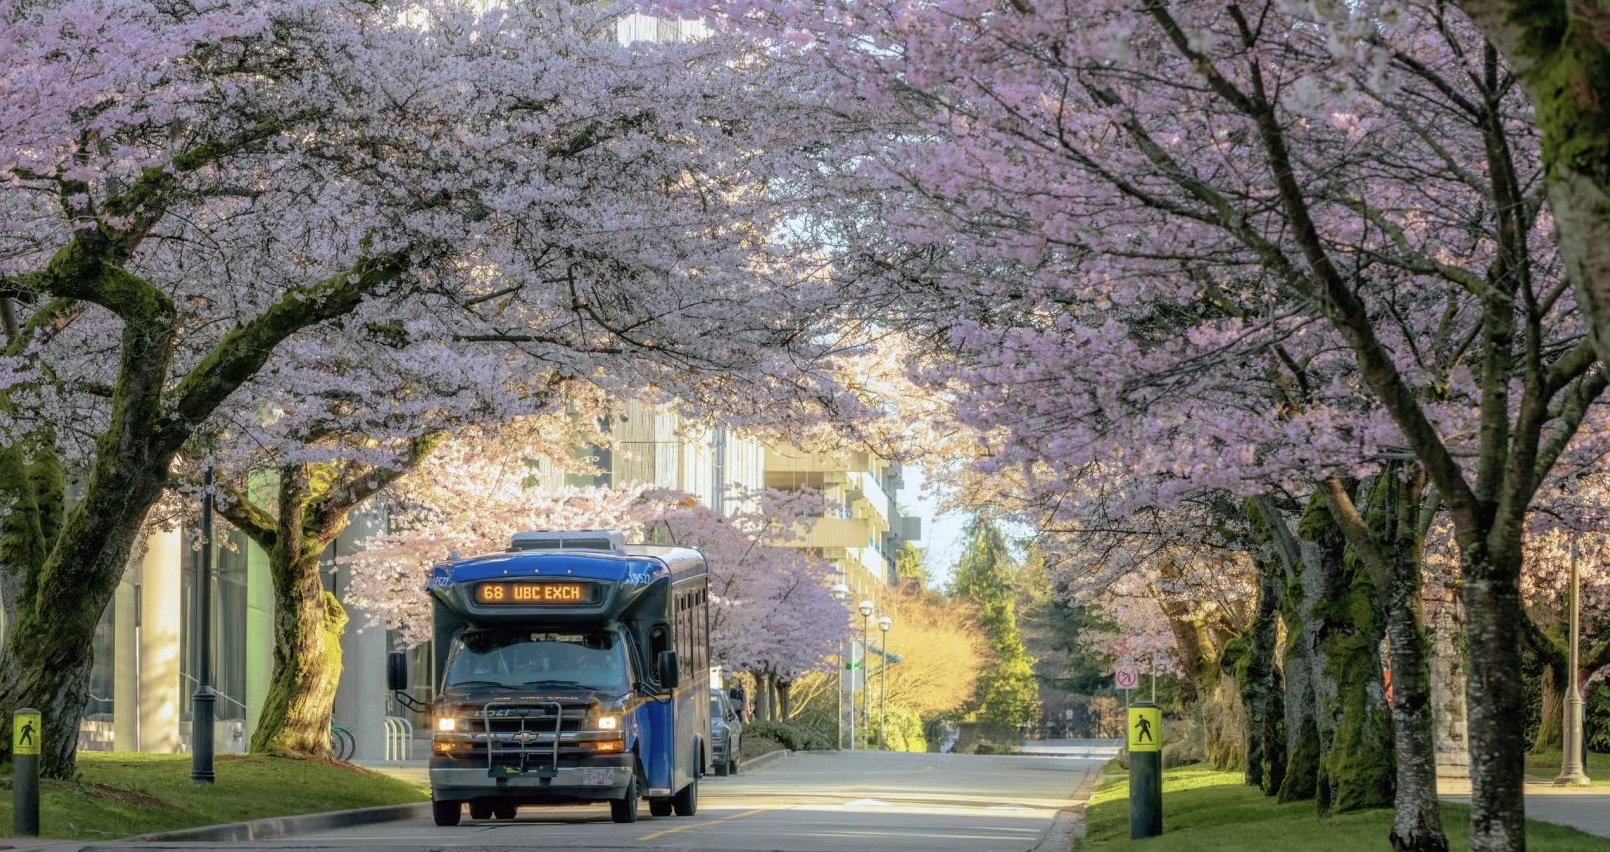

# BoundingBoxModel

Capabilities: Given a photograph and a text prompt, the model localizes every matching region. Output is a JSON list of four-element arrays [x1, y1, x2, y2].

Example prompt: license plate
[[581, 769, 614, 786]]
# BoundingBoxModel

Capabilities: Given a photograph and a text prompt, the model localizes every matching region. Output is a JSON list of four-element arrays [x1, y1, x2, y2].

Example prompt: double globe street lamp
[[877, 615, 893, 750], [832, 583, 851, 750], [859, 600, 874, 749]]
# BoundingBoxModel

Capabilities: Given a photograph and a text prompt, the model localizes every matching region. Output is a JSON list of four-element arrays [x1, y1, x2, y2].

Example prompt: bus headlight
[[598, 715, 619, 731], [436, 717, 457, 733]]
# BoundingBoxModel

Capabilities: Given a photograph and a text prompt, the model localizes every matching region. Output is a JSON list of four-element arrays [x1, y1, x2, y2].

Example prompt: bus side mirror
[[387, 651, 410, 692], [657, 650, 680, 690]]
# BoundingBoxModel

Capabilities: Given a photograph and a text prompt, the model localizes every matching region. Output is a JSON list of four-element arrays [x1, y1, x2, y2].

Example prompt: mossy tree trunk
[[1532, 663, 1565, 754], [0, 430, 98, 774], [1319, 472, 1448, 850], [1298, 491, 1395, 815], [1235, 548, 1286, 795], [769, 676, 788, 718], [752, 671, 773, 723], [1373, 471, 1448, 852], [1457, 0, 1610, 371], [0, 219, 403, 777], [1252, 495, 1320, 805], [1277, 595, 1320, 805], [215, 442, 442, 756], [255, 561, 348, 756]]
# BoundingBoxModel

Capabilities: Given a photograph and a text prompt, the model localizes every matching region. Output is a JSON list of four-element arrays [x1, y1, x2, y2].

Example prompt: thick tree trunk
[[0, 637, 94, 776], [0, 442, 161, 777], [250, 548, 347, 756], [1299, 495, 1394, 814], [752, 671, 773, 722], [1383, 498, 1447, 852], [778, 679, 793, 720], [1278, 547, 1319, 804], [1461, 544, 1529, 852], [1239, 554, 1286, 794], [1531, 664, 1565, 754]]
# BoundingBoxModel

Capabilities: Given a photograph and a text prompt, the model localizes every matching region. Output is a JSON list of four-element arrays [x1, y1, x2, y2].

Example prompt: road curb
[[1031, 760, 1107, 852], [741, 748, 792, 772], [4, 801, 430, 851]]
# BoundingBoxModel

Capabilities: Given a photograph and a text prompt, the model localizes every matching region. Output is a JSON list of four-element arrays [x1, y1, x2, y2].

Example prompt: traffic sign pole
[[14, 707, 40, 836], [1128, 702, 1162, 839]]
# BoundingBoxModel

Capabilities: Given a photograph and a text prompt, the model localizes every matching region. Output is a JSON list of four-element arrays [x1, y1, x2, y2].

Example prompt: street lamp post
[[878, 615, 892, 750], [1558, 533, 1591, 785], [859, 600, 874, 750], [190, 466, 216, 784], [833, 583, 850, 750]]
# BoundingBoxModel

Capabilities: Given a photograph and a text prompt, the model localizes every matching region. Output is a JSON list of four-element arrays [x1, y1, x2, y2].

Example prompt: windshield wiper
[[518, 679, 598, 689], [445, 680, 522, 689]]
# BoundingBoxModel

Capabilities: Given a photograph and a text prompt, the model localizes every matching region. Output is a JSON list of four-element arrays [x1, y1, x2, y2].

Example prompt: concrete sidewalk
[[354, 759, 428, 786], [1440, 776, 1610, 838]]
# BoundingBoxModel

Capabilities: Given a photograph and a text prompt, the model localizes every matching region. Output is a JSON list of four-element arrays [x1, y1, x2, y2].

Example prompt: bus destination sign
[[476, 581, 589, 605]]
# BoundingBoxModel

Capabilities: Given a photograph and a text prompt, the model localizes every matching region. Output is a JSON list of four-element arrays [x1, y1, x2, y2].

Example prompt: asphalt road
[[73, 744, 1114, 852]]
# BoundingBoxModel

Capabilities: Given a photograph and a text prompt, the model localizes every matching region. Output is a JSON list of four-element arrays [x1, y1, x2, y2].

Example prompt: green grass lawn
[[1, 753, 427, 840], [1526, 749, 1610, 786], [1078, 764, 1610, 851]]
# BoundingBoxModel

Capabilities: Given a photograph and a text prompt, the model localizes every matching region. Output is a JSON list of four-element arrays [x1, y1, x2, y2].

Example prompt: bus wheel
[[648, 797, 673, 817], [494, 801, 518, 820], [432, 799, 462, 827], [610, 788, 639, 824], [673, 778, 698, 817]]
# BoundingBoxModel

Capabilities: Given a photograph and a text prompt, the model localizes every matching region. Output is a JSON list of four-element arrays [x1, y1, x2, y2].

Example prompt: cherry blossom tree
[[344, 475, 852, 707], [669, 0, 1596, 846], [0, 0, 857, 773], [648, 487, 850, 715]]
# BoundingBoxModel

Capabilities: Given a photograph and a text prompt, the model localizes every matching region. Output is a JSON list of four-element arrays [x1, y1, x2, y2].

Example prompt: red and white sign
[[1114, 663, 1140, 690]]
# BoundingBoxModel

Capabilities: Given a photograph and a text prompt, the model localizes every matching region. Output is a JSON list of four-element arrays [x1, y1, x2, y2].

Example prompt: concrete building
[[763, 447, 922, 597], [78, 403, 770, 760]]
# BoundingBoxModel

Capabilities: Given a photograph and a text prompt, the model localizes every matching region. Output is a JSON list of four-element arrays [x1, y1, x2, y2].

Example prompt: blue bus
[[387, 530, 712, 825]]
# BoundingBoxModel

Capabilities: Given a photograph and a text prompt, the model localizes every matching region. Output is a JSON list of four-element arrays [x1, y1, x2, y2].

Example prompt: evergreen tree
[[894, 541, 929, 592], [951, 517, 1041, 729]]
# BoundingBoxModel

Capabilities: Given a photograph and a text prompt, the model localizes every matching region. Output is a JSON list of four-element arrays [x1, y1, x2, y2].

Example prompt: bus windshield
[[443, 630, 631, 692]]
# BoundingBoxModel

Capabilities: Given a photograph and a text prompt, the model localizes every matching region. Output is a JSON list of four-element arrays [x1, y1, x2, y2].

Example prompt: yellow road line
[[638, 806, 770, 842]]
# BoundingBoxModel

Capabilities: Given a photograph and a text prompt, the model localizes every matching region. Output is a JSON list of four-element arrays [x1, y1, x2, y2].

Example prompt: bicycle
[[330, 724, 357, 761]]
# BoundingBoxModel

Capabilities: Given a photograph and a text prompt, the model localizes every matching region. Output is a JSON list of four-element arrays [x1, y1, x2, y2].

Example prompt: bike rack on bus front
[[483, 701, 564, 781]]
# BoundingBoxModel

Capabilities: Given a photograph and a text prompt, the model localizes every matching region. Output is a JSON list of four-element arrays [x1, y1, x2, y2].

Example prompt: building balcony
[[788, 517, 872, 550], [847, 471, 891, 527]]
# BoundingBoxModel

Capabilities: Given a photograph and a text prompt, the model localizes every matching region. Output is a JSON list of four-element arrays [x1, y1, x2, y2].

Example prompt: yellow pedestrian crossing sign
[[13, 709, 40, 755], [1128, 705, 1161, 753]]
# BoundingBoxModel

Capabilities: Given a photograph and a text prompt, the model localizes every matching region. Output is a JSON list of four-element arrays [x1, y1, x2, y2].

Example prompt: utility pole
[[191, 466, 217, 784], [1558, 532, 1590, 785]]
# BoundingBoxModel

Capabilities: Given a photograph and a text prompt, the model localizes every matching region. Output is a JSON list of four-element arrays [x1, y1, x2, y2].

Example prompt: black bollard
[[13, 707, 40, 836], [1128, 701, 1162, 840]]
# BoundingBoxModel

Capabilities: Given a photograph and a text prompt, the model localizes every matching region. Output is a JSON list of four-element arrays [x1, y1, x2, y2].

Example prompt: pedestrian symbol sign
[[13, 709, 40, 756], [1128, 705, 1160, 753]]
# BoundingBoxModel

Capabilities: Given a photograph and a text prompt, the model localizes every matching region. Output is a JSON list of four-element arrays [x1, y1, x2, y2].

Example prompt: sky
[[903, 464, 966, 589]]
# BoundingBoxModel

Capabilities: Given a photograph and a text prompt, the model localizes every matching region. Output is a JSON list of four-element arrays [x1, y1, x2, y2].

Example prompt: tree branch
[[308, 431, 449, 533], [213, 480, 279, 554], [155, 251, 411, 458]]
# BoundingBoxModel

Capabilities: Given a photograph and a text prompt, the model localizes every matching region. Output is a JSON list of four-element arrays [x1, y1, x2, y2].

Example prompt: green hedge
[[746, 720, 835, 751]]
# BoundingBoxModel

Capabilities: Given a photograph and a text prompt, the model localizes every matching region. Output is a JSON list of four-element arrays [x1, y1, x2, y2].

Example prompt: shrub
[[971, 742, 1020, 755], [746, 720, 835, 751]]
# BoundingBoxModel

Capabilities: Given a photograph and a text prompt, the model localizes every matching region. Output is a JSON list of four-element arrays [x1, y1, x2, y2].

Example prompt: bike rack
[[384, 716, 413, 761]]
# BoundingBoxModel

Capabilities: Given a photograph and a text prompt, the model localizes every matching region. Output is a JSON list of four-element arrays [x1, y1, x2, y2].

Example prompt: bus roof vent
[[509, 529, 628, 554]]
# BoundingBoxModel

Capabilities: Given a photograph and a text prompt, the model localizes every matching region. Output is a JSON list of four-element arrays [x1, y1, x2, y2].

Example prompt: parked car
[[710, 688, 743, 776]]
